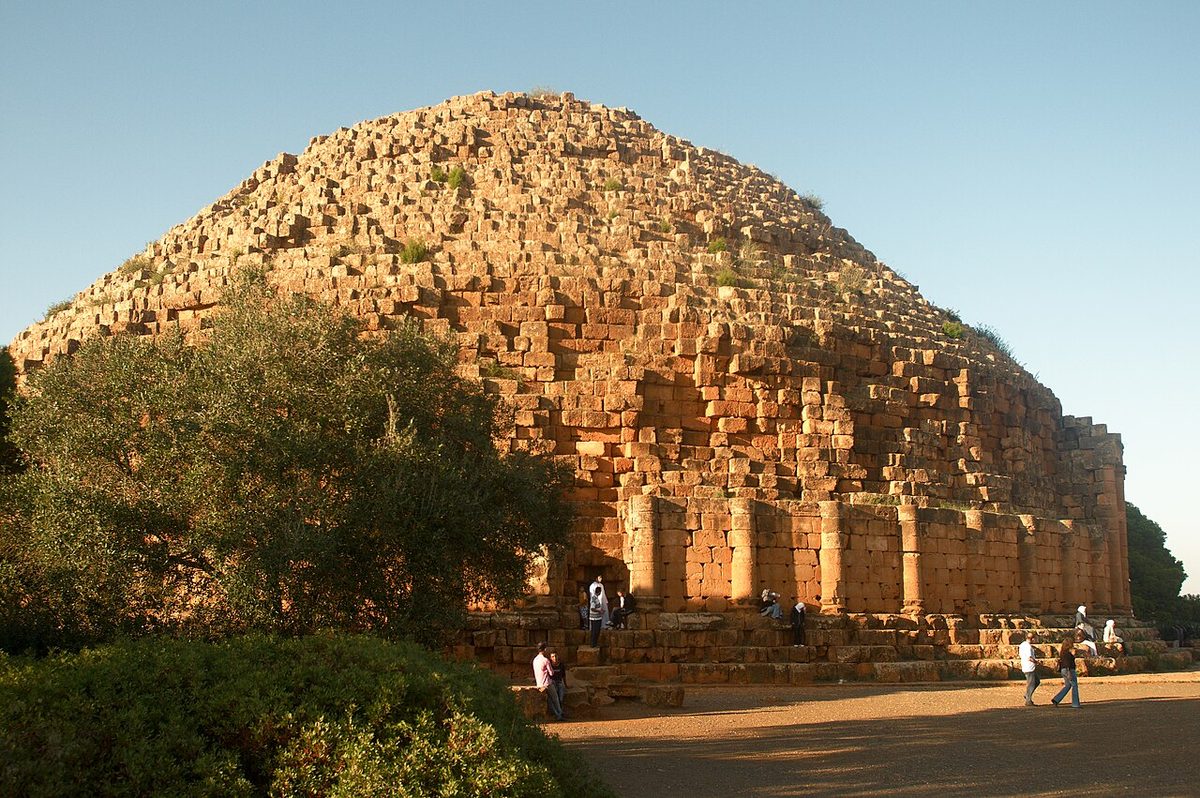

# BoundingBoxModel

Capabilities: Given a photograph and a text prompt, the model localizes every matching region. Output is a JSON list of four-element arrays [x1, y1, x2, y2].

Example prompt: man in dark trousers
[[611, 589, 637, 629], [587, 584, 605, 647], [790, 597, 807, 646]]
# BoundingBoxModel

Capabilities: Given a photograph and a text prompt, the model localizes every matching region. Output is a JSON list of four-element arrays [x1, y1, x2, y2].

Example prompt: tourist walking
[[1051, 635, 1081, 708], [1018, 630, 1040, 705], [533, 642, 564, 721]]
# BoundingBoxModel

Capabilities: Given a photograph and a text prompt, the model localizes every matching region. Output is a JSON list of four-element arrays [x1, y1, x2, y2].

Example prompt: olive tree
[[0, 273, 570, 650]]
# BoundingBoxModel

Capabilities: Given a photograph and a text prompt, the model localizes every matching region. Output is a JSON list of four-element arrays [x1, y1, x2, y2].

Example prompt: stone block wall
[[575, 496, 1123, 617]]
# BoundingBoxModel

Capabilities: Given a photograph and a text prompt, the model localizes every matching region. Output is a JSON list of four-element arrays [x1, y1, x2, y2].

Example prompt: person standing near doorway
[[588, 584, 605, 647], [790, 597, 806, 646]]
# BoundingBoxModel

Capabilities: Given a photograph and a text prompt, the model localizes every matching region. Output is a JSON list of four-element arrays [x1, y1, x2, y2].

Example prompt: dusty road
[[552, 669, 1200, 797]]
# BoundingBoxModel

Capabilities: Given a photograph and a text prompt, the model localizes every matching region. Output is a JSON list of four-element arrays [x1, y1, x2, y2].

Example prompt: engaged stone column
[[1088, 524, 1112, 612], [964, 510, 986, 615], [729, 497, 758, 606], [1017, 515, 1042, 615], [627, 494, 662, 608], [818, 500, 846, 613], [898, 504, 925, 616], [1059, 520, 1080, 613], [1103, 464, 1132, 613]]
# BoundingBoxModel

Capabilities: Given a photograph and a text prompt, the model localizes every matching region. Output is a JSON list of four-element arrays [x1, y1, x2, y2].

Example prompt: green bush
[[117, 255, 151, 276], [400, 239, 428, 264], [43, 299, 73, 319], [833, 264, 866, 295], [716, 267, 739, 287], [800, 193, 824, 211], [448, 165, 467, 189], [707, 237, 727, 254], [431, 165, 448, 183], [658, 220, 672, 234], [942, 321, 963, 339], [0, 635, 612, 797], [602, 178, 623, 193]]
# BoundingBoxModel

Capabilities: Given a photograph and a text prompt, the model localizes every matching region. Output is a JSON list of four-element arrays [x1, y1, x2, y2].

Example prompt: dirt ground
[[551, 668, 1200, 797]]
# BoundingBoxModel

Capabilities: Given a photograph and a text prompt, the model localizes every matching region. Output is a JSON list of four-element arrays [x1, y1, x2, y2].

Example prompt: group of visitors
[[1018, 604, 1126, 709], [579, 575, 638, 645], [531, 641, 569, 721], [531, 574, 643, 721], [763, 589, 817, 647]]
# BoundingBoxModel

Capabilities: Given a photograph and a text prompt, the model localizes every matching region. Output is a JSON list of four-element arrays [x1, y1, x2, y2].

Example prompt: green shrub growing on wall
[[448, 165, 467, 189], [942, 321, 964, 339], [117, 255, 151, 276], [400, 239, 428, 263], [43, 299, 73, 319], [707, 237, 727, 254], [716, 267, 739, 287]]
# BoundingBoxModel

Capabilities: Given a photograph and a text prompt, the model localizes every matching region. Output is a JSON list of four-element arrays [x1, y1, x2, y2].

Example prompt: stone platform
[[454, 607, 1194, 691]]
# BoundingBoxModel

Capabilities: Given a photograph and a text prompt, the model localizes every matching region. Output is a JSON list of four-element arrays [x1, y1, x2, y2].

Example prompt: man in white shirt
[[1018, 630, 1040, 706], [589, 575, 610, 627], [532, 642, 564, 720]]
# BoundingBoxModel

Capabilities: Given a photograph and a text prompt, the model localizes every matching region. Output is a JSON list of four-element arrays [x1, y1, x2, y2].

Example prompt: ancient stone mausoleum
[[9, 91, 1131, 631]]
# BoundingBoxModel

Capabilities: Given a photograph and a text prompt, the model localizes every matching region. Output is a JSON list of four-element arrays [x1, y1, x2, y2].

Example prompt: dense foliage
[[1126, 502, 1187, 619], [0, 348, 18, 474], [0, 635, 611, 797], [0, 273, 571, 651]]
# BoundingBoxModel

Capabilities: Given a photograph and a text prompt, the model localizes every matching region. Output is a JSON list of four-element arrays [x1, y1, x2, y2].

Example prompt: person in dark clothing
[[610, 589, 637, 629], [789, 597, 806, 646], [549, 651, 567, 712], [1051, 635, 1081, 707]]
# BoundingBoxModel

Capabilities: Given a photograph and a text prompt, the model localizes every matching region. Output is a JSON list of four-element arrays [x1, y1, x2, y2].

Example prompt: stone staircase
[[456, 608, 1195, 692]]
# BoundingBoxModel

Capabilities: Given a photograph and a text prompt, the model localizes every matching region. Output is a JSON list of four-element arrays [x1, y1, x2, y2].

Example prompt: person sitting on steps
[[610, 589, 637, 629], [1103, 619, 1124, 655], [759, 588, 782, 620], [1074, 627, 1098, 658]]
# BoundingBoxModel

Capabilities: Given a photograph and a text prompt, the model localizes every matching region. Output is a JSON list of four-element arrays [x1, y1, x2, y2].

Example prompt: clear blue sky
[[3, 2, 1197, 593]]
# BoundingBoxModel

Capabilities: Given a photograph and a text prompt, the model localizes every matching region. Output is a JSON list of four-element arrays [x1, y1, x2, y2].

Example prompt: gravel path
[[552, 669, 1200, 797]]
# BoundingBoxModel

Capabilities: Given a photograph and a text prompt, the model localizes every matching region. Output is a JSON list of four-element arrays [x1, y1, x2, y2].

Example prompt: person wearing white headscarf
[[1103, 619, 1124, 654]]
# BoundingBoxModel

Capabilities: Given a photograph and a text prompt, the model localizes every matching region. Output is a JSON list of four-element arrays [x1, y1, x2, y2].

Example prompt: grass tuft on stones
[[399, 239, 428, 264], [118, 255, 151, 276]]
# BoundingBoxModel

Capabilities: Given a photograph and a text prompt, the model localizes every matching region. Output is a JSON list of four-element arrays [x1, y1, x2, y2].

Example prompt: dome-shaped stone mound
[[8, 91, 1129, 618]]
